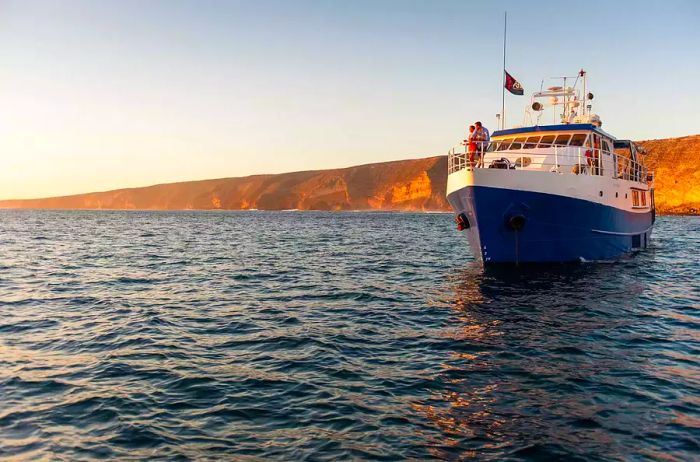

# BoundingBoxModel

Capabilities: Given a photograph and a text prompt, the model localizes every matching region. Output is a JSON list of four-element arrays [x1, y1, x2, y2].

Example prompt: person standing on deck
[[464, 125, 477, 165], [593, 135, 602, 175], [474, 121, 490, 165]]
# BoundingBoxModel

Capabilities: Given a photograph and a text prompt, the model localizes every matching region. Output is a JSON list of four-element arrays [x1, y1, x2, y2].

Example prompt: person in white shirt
[[474, 121, 490, 157]]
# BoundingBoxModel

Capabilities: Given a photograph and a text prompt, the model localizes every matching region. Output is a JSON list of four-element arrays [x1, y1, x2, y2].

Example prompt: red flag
[[505, 70, 524, 95]]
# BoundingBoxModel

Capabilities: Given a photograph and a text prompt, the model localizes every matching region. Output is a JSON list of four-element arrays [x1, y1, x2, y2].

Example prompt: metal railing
[[447, 141, 651, 184]]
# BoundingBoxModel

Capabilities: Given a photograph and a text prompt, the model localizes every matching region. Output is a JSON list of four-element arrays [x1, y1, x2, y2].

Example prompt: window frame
[[538, 135, 556, 148], [570, 133, 588, 147], [523, 136, 541, 149], [510, 137, 526, 150], [554, 134, 572, 145]]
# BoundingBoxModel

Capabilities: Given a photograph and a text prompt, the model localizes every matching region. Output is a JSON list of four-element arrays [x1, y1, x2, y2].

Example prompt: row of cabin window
[[490, 134, 612, 152], [632, 190, 647, 207]]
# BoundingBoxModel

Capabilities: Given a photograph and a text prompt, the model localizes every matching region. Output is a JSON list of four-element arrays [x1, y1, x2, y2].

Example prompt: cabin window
[[614, 145, 633, 179], [493, 140, 511, 151], [570, 134, 587, 146], [641, 191, 647, 206], [494, 134, 597, 150], [510, 137, 526, 150], [524, 136, 541, 149], [632, 190, 640, 206], [602, 139, 613, 154], [539, 135, 556, 147]]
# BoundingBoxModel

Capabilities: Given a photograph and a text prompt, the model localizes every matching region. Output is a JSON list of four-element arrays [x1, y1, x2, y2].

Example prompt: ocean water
[[0, 210, 698, 461]]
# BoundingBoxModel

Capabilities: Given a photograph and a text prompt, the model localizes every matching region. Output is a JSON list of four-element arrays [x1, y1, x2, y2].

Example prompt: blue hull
[[448, 186, 654, 264]]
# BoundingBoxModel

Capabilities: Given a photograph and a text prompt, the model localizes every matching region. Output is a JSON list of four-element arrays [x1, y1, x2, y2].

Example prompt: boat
[[446, 70, 655, 264]]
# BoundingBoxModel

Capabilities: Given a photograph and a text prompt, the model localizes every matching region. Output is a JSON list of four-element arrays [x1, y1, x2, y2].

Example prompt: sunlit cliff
[[0, 135, 697, 214], [0, 157, 448, 211], [639, 135, 700, 215]]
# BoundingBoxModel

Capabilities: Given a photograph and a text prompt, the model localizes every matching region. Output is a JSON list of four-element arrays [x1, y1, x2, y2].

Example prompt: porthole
[[616, 192, 619, 198], [599, 191, 603, 197], [515, 157, 532, 167]]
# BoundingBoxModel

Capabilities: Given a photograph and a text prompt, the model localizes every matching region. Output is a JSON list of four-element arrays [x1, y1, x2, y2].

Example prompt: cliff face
[[639, 135, 700, 215], [0, 135, 697, 214], [0, 156, 448, 212]]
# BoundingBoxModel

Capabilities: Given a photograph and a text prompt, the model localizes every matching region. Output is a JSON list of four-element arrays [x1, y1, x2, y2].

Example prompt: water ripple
[[0, 210, 698, 461]]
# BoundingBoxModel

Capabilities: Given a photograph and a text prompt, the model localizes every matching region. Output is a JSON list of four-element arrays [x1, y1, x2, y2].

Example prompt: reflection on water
[[0, 211, 698, 461], [418, 257, 699, 460]]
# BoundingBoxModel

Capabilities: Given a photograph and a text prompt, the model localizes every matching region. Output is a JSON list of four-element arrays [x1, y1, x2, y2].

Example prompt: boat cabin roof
[[613, 140, 633, 148], [614, 139, 646, 157], [492, 123, 615, 140]]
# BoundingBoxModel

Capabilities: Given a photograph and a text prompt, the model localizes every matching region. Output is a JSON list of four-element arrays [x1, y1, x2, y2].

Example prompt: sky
[[0, 0, 698, 199]]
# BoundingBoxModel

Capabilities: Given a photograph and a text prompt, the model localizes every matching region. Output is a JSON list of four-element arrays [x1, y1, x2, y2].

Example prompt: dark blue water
[[0, 210, 698, 461]]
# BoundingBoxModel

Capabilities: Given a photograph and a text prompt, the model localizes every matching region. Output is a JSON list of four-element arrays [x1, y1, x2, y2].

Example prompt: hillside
[[638, 135, 700, 215], [0, 157, 448, 212], [0, 135, 697, 214]]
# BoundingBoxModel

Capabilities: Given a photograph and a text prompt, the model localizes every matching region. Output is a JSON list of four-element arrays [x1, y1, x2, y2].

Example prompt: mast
[[581, 69, 587, 117], [500, 12, 507, 130]]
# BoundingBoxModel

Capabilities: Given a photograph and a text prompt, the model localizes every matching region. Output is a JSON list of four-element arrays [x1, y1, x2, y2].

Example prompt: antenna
[[550, 75, 577, 123], [580, 69, 587, 116], [500, 11, 507, 130]]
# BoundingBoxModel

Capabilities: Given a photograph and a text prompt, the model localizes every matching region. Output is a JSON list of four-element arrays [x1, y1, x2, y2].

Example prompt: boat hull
[[448, 185, 654, 264]]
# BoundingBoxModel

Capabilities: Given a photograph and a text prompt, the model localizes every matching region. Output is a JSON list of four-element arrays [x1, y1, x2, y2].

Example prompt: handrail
[[447, 141, 649, 183]]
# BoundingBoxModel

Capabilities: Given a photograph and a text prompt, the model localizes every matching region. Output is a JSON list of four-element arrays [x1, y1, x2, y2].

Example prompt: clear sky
[[1, 0, 698, 199]]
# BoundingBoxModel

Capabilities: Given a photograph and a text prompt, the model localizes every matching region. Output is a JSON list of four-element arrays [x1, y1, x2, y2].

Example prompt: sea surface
[[0, 210, 698, 461]]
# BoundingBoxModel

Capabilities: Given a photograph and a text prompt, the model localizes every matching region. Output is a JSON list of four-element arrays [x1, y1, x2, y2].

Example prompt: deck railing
[[447, 141, 651, 184]]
